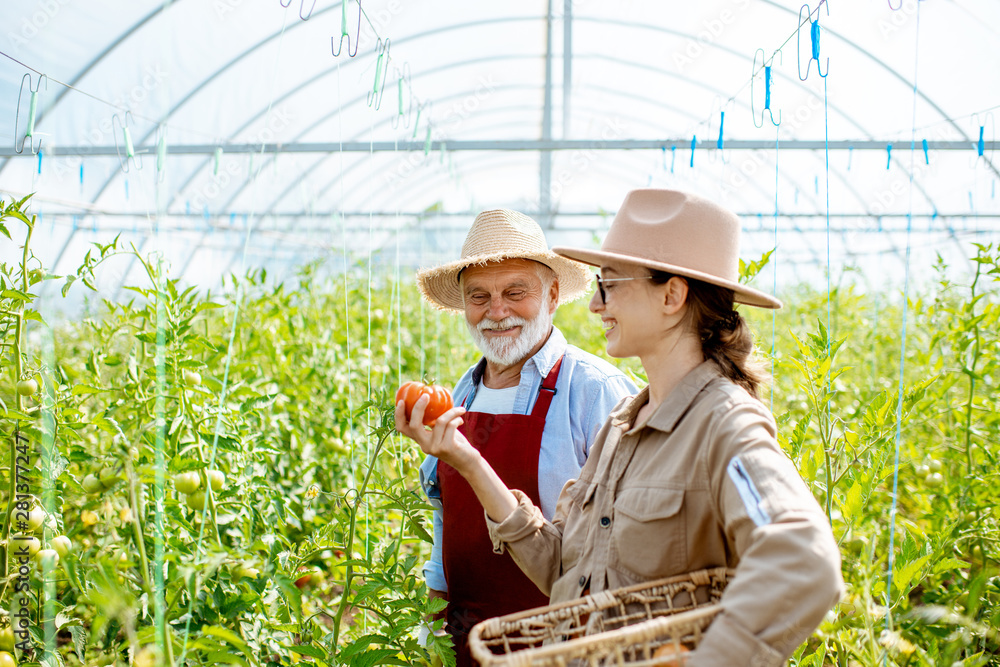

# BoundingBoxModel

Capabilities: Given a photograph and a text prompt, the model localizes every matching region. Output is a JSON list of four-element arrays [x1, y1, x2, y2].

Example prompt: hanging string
[[770, 125, 780, 411], [174, 7, 293, 665], [885, 0, 922, 652]]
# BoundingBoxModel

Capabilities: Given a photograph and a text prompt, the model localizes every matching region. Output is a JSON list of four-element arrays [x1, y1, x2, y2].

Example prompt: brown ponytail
[[649, 270, 769, 400]]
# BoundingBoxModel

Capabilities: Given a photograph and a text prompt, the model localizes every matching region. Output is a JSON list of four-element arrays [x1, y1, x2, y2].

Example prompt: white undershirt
[[467, 384, 518, 414]]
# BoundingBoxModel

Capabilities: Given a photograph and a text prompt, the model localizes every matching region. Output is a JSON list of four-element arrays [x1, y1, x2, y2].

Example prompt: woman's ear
[[663, 276, 689, 315]]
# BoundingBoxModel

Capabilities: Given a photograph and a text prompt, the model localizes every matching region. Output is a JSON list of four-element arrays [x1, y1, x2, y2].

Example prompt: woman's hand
[[395, 394, 478, 473]]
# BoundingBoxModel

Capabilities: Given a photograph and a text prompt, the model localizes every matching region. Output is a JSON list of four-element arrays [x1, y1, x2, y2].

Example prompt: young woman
[[397, 189, 843, 666]]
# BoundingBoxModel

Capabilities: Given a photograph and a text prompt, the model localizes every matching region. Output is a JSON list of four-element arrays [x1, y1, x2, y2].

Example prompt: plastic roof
[[1, 0, 998, 293]]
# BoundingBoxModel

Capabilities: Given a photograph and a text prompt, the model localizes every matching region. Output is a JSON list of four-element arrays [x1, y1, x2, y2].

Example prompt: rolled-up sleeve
[[485, 488, 568, 597], [691, 403, 844, 665]]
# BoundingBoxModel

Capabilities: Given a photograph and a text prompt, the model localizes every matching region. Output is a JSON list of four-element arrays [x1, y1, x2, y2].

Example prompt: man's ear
[[663, 276, 689, 315], [548, 279, 560, 314]]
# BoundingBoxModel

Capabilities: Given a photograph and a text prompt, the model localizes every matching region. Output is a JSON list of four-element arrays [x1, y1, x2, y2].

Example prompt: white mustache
[[477, 317, 528, 332]]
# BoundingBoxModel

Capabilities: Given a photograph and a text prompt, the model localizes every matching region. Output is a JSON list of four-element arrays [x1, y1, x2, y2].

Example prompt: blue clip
[[978, 126, 985, 157], [37, 150, 43, 175], [797, 1, 830, 81], [671, 145, 677, 173], [752, 49, 782, 128], [79, 163, 85, 189], [717, 111, 725, 150], [886, 143, 892, 169], [921, 138, 929, 164], [690, 135, 697, 168], [847, 145, 853, 171]]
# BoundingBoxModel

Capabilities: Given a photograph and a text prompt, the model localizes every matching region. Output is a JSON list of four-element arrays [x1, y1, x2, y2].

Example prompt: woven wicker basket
[[469, 567, 733, 666]]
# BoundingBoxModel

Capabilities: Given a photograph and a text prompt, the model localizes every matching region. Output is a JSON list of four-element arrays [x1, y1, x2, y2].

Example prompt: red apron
[[438, 357, 563, 666]]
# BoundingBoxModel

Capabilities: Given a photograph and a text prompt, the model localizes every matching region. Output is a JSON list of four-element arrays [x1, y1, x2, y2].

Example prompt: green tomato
[[183, 370, 202, 387], [15, 379, 38, 397], [0, 650, 15, 667], [0, 626, 13, 652], [208, 470, 225, 492], [174, 471, 202, 495], [927, 459, 943, 473], [82, 474, 104, 494], [99, 466, 120, 488], [915, 464, 930, 477], [34, 548, 59, 569], [231, 563, 260, 583], [134, 647, 158, 667], [16, 535, 40, 558], [51, 535, 72, 558], [925, 472, 944, 488], [185, 490, 207, 511], [15, 505, 45, 532]]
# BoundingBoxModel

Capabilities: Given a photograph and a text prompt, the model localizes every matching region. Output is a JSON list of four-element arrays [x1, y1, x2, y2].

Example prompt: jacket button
[[579, 576, 586, 587], [600, 516, 611, 527]]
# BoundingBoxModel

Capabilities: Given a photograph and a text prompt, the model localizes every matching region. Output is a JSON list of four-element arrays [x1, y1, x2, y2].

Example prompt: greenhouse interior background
[[2, 1, 1000, 666]]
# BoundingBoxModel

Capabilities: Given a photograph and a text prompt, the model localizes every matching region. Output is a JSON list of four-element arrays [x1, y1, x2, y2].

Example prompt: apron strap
[[529, 355, 563, 419]]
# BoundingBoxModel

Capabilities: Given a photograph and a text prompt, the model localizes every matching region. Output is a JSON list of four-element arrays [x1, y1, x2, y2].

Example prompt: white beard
[[467, 304, 553, 368]]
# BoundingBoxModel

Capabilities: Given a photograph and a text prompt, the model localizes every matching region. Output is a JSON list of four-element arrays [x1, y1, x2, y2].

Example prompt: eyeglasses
[[593, 274, 653, 305]]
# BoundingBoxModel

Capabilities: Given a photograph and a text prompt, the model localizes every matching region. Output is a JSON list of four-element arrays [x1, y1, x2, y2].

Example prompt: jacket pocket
[[610, 486, 686, 580]]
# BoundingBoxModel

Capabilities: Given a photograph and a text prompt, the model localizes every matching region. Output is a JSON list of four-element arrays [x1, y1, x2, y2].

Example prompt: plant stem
[[330, 424, 392, 655], [3, 215, 33, 581]]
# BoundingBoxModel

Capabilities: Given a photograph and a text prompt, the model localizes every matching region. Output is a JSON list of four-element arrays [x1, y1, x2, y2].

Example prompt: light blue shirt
[[419, 326, 638, 593]]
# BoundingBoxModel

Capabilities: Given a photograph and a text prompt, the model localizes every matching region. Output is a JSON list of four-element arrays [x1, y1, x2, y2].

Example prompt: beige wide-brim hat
[[417, 209, 592, 312], [553, 189, 782, 309]]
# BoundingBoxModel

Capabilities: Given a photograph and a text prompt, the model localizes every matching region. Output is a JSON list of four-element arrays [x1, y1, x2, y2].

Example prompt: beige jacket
[[486, 361, 844, 666]]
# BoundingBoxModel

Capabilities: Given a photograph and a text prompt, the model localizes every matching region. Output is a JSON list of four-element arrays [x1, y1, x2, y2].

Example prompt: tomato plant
[[396, 381, 454, 425], [2, 192, 999, 667]]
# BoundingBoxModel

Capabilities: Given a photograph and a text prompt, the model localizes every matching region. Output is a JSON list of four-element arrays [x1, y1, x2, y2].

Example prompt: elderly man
[[413, 209, 636, 665]]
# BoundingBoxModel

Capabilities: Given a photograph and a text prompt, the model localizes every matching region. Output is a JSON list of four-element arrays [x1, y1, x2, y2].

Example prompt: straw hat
[[553, 189, 782, 309], [417, 209, 592, 312]]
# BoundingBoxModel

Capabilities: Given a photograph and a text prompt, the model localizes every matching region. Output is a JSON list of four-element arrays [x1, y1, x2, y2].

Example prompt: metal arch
[[167, 55, 538, 214], [185, 44, 940, 234], [0, 2, 180, 178], [269, 102, 689, 220], [252, 100, 547, 223], [89, 15, 542, 208], [82, 11, 944, 216], [4, 3, 983, 263]]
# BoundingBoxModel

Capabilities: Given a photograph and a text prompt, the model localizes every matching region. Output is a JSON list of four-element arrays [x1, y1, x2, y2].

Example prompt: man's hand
[[395, 395, 478, 473]]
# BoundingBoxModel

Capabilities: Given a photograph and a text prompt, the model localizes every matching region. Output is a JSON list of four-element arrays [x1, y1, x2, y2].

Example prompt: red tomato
[[396, 382, 453, 426]]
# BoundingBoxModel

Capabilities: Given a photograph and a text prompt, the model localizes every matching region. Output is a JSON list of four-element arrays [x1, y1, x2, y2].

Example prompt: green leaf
[[70, 384, 104, 396], [843, 480, 863, 521], [200, 625, 250, 655], [283, 644, 327, 659]]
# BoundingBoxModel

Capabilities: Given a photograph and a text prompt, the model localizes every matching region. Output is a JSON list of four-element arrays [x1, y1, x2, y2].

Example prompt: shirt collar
[[469, 325, 568, 386], [611, 359, 722, 434]]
